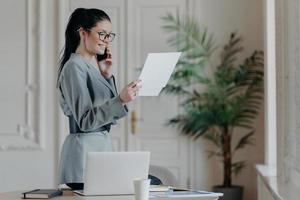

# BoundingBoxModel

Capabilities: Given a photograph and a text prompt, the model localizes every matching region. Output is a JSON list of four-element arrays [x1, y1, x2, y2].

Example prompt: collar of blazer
[[73, 53, 117, 96], [89, 66, 117, 96]]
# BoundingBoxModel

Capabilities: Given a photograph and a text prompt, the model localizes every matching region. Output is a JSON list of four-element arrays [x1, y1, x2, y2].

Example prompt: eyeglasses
[[88, 29, 116, 42], [77, 28, 116, 42]]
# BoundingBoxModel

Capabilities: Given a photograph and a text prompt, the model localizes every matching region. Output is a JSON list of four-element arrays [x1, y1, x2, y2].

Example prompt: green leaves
[[234, 130, 255, 151], [162, 13, 264, 186], [231, 161, 246, 176], [161, 12, 216, 96], [220, 33, 244, 69], [161, 13, 216, 56]]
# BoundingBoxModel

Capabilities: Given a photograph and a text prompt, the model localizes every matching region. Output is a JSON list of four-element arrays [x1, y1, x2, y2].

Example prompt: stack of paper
[[149, 190, 223, 199], [149, 185, 172, 192]]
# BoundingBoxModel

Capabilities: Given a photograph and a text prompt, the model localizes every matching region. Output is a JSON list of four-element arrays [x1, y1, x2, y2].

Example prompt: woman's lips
[[97, 45, 106, 54]]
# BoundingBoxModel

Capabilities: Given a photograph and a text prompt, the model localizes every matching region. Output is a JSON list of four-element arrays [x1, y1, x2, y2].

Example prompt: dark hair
[[57, 8, 110, 84]]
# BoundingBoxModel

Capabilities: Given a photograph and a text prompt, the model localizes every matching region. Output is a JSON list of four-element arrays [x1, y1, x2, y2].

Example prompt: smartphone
[[97, 48, 108, 62]]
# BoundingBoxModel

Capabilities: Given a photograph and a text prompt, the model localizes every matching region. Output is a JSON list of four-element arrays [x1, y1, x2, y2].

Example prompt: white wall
[[0, 0, 264, 198], [0, 0, 59, 192], [276, 0, 300, 195], [189, 1, 265, 200]]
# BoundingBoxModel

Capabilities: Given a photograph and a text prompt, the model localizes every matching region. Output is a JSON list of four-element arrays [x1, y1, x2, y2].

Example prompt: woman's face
[[84, 20, 112, 55]]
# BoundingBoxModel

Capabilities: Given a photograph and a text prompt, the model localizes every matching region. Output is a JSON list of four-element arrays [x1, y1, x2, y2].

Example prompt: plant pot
[[212, 185, 244, 200]]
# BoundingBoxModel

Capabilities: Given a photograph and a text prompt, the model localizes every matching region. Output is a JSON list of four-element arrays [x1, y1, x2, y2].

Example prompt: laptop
[[74, 151, 150, 196]]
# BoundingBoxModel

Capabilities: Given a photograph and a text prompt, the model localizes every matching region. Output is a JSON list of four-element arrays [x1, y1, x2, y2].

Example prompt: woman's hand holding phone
[[98, 46, 113, 78], [97, 46, 142, 103], [119, 80, 142, 103]]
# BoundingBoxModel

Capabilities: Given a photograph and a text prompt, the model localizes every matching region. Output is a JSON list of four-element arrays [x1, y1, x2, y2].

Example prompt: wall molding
[[0, 0, 47, 151]]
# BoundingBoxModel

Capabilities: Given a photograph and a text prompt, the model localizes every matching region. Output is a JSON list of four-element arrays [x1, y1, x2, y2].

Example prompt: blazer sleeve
[[105, 75, 129, 112], [59, 62, 128, 132]]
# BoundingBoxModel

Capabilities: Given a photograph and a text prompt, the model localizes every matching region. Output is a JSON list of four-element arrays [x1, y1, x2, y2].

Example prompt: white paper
[[149, 190, 223, 198], [138, 52, 182, 96]]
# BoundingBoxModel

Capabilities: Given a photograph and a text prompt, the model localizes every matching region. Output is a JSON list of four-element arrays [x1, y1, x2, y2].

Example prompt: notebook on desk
[[22, 189, 62, 199], [74, 152, 150, 196]]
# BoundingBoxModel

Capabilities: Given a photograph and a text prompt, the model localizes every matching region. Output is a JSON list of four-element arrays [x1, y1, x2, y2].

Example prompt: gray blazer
[[57, 53, 128, 184]]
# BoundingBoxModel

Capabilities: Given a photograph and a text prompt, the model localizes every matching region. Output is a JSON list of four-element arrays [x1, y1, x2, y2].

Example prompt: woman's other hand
[[119, 80, 142, 103]]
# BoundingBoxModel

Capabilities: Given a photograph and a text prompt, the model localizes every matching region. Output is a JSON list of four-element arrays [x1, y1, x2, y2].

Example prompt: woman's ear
[[78, 27, 88, 41], [78, 27, 84, 38]]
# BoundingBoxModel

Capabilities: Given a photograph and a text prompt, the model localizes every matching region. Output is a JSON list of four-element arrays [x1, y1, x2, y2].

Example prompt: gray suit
[[57, 53, 128, 184]]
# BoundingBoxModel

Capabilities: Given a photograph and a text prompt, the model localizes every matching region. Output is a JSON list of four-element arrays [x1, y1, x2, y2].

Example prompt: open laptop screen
[[77, 151, 150, 196]]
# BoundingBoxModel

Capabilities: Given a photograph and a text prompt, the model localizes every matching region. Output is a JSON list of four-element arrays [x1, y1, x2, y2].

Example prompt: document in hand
[[138, 52, 182, 96]]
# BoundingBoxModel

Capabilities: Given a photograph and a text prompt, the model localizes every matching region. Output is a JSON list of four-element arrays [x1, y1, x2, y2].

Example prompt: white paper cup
[[133, 178, 151, 200]]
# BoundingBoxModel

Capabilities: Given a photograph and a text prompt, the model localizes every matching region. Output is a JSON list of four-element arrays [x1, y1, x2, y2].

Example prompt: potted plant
[[161, 13, 264, 200]]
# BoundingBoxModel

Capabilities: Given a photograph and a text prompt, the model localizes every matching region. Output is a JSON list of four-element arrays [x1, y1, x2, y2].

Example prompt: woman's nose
[[103, 37, 109, 43]]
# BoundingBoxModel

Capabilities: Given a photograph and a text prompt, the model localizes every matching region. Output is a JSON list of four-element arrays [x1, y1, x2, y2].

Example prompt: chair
[[149, 165, 178, 186]]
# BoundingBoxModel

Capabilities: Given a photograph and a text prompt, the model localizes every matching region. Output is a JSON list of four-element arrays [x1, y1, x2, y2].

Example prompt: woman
[[57, 8, 141, 190]]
